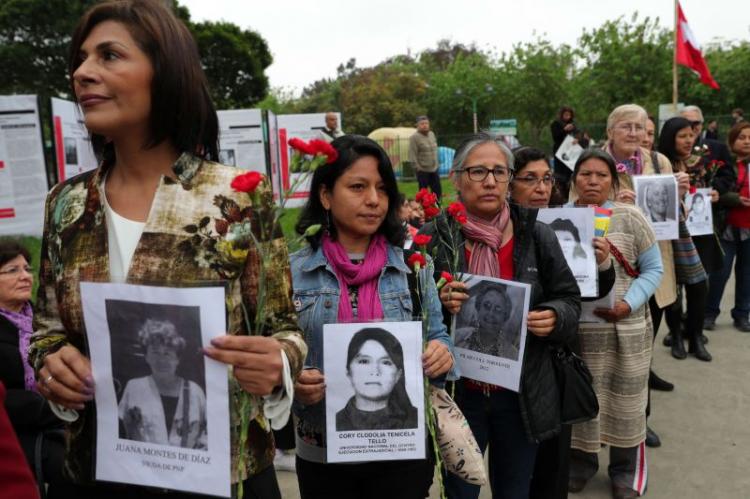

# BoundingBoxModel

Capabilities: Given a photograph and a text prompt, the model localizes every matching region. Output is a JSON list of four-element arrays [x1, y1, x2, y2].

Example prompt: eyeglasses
[[457, 166, 511, 183], [0, 265, 33, 277], [689, 120, 703, 129], [513, 175, 555, 187], [614, 123, 645, 133]]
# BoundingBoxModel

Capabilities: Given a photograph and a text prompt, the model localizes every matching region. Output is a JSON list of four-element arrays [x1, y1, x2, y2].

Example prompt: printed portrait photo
[[454, 280, 525, 361], [637, 176, 677, 223], [64, 137, 78, 165], [335, 327, 418, 432], [106, 300, 208, 450]]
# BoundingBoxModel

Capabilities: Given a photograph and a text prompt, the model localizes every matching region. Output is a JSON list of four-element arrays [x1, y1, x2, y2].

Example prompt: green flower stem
[[234, 165, 315, 499], [413, 263, 446, 499]]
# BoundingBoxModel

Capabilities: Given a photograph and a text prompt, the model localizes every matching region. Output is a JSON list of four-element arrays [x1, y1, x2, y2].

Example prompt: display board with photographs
[[80, 282, 231, 497], [633, 174, 679, 240], [451, 275, 531, 392], [537, 206, 598, 297], [323, 321, 425, 463]]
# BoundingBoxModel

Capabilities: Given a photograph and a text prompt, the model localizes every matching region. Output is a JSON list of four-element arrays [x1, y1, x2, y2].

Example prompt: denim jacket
[[289, 242, 456, 462]]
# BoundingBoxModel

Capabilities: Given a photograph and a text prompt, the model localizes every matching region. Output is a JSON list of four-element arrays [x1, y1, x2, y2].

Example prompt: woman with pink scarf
[[420, 133, 581, 499], [290, 135, 455, 499]]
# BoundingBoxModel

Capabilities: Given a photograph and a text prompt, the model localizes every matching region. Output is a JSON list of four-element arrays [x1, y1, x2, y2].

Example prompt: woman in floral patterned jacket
[[29, 1, 306, 497]]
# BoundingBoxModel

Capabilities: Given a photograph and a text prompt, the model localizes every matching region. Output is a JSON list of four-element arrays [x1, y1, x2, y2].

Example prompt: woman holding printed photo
[[290, 135, 455, 499], [567, 149, 664, 499], [509, 146, 614, 499], [29, 1, 306, 497], [421, 133, 581, 499]]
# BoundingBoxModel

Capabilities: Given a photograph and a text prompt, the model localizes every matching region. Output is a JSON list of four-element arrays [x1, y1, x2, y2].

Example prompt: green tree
[[192, 21, 272, 109], [0, 0, 99, 97], [0, 0, 272, 110], [422, 52, 498, 141], [337, 61, 428, 135], [571, 14, 672, 123], [498, 39, 575, 147]]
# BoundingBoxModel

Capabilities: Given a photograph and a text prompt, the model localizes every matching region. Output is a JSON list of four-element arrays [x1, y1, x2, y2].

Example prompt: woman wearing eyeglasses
[[510, 147, 614, 499], [589, 104, 685, 449], [0, 241, 66, 498], [420, 134, 581, 499]]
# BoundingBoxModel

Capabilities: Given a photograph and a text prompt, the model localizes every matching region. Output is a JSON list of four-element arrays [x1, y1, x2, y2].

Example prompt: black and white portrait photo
[[107, 300, 207, 450], [454, 281, 521, 361], [633, 174, 679, 240], [64, 137, 78, 165], [324, 321, 425, 463], [335, 327, 418, 432], [686, 188, 714, 236], [452, 275, 530, 391], [79, 282, 231, 497], [219, 148, 236, 166], [537, 207, 598, 297]]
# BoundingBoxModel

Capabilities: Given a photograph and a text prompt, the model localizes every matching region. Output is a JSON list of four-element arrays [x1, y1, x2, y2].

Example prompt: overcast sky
[[182, 0, 749, 94]]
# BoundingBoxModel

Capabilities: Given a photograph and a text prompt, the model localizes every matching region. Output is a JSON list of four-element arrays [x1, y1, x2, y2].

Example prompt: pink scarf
[[321, 233, 387, 321], [462, 203, 511, 278]]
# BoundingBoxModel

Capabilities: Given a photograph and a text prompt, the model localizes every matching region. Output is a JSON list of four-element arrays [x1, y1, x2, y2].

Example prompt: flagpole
[[673, 0, 679, 112]]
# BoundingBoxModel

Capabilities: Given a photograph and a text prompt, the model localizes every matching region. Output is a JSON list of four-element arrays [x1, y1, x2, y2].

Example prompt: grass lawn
[[4, 179, 455, 299]]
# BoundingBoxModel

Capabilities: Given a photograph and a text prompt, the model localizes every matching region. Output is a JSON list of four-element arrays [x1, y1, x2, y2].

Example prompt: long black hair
[[346, 327, 414, 416], [296, 135, 405, 248], [657, 117, 693, 163]]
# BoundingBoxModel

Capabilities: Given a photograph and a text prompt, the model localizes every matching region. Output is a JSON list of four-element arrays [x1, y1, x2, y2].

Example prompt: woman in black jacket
[[0, 240, 65, 498], [420, 133, 581, 499]]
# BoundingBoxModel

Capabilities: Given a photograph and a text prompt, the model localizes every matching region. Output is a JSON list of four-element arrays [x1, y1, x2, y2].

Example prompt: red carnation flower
[[447, 201, 465, 217], [413, 234, 432, 247], [407, 252, 427, 270], [231, 171, 264, 193], [440, 271, 453, 283], [415, 188, 430, 202], [424, 206, 440, 220], [421, 192, 438, 208], [447, 201, 467, 224], [308, 139, 339, 164], [289, 137, 314, 155]]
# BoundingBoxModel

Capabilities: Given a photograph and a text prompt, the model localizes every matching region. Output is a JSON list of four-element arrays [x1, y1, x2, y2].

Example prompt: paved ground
[[277, 281, 750, 498]]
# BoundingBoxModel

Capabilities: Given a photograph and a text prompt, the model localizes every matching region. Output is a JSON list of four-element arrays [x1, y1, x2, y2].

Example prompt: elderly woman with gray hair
[[420, 133, 581, 499], [118, 319, 207, 449], [585, 104, 691, 447]]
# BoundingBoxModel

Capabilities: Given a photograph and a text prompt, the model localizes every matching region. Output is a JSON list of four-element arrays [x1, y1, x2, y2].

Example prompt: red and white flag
[[676, 2, 719, 89]]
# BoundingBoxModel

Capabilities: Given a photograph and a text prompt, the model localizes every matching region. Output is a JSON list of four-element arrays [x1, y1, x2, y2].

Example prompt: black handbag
[[550, 344, 599, 425]]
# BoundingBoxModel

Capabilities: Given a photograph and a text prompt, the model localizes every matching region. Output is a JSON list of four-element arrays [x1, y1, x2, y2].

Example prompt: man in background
[[681, 105, 733, 168], [317, 111, 344, 143], [732, 108, 745, 124], [408, 116, 441, 199]]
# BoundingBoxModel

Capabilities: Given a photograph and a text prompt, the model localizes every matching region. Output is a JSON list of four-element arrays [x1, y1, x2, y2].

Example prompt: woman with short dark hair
[[705, 121, 750, 332], [0, 240, 66, 498], [421, 133, 581, 499], [30, 2, 306, 497]]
